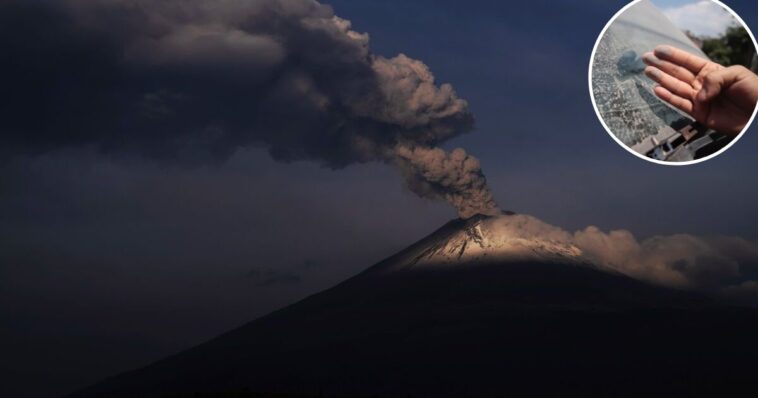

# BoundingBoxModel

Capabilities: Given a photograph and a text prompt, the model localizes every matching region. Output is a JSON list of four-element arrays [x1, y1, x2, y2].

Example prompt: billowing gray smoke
[[0, 0, 498, 218], [480, 214, 758, 303], [395, 146, 499, 219]]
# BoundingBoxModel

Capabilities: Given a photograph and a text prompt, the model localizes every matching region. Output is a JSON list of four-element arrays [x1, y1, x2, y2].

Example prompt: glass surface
[[592, 0, 707, 148]]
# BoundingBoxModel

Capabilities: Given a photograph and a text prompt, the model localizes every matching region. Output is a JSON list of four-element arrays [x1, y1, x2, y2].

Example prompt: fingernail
[[655, 46, 672, 56], [646, 68, 661, 78], [643, 54, 660, 65]]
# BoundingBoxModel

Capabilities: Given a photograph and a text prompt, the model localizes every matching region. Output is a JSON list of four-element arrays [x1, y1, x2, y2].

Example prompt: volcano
[[70, 213, 758, 397]]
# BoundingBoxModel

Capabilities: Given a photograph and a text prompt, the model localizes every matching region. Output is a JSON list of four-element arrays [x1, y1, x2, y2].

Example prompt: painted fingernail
[[643, 54, 659, 65], [655, 46, 672, 56]]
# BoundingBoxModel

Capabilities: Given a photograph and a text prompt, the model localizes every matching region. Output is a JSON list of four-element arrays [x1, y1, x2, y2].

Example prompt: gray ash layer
[[591, 0, 706, 148]]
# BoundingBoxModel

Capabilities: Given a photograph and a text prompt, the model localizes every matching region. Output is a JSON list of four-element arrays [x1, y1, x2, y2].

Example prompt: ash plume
[[484, 214, 758, 302], [394, 146, 500, 219], [0, 0, 498, 218]]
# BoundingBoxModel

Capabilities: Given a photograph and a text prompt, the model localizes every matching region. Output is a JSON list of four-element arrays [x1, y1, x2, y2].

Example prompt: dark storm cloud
[[0, 0, 500, 217]]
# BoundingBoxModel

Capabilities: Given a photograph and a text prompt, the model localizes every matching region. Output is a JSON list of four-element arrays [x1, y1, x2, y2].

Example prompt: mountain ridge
[[68, 214, 758, 397]]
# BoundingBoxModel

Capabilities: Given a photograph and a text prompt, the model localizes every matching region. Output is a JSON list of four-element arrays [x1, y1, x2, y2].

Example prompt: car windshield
[[591, 0, 707, 148]]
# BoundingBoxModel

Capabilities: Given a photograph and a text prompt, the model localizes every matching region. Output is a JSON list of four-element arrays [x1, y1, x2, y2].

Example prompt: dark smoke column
[[394, 146, 500, 219], [0, 0, 499, 218]]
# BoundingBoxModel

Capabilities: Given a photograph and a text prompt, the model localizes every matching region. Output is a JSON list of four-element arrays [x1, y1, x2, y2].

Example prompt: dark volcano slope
[[70, 258, 758, 398]]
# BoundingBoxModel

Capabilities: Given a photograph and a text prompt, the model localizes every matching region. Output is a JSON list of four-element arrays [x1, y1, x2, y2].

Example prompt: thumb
[[696, 66, 744, 103]]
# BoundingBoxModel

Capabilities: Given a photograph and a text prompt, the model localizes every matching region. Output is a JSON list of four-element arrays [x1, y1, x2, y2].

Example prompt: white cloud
[[662, 0, 738, 38]]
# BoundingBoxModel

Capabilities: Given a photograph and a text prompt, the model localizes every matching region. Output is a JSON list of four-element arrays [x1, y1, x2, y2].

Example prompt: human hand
[[642, 45, 758, 136]]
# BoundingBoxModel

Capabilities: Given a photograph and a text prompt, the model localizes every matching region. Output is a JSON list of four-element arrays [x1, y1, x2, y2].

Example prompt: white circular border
[[588, 0, 758, 166]]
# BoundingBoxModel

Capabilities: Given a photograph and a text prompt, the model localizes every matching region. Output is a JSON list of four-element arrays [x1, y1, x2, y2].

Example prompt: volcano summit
[[70, 213, 758, 397]]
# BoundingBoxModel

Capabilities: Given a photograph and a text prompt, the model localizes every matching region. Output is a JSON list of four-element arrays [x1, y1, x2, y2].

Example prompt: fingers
[[653, 45, 709, 74], [642, 52, 697, 84], [644, 65, 697, 99], [653, 85, 693, 114]]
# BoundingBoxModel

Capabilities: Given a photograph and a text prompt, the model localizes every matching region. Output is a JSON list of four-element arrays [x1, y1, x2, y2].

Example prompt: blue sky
[[324, 0, 758, 237]]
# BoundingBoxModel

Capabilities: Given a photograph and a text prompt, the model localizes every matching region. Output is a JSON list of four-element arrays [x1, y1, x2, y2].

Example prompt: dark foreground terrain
[[69, 219, 758, 397]]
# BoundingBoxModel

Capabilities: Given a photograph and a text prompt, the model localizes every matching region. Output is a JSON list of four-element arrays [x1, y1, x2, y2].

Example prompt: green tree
[[702, 26, 755, 68]]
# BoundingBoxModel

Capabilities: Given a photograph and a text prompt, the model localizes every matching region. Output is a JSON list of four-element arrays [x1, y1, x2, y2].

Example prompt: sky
[[2, 1, 758, 397], [654, 0, 740, 37]]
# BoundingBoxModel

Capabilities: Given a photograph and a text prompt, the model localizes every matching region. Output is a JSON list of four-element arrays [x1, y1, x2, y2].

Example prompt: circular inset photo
[[589, 0, 758, 164]]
